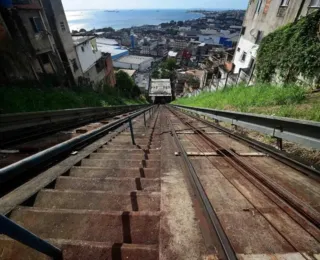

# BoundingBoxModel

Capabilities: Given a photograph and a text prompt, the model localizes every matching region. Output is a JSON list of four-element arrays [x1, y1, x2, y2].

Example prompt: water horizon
[[66, 9, 210, 31]]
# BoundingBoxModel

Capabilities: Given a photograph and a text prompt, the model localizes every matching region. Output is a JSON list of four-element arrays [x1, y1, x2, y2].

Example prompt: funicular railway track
[[166, 106, 320, 260], [0, 105, 319, 260]]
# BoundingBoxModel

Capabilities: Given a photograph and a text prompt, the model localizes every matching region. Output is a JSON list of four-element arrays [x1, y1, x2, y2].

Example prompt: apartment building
[[233, 0, 320, 78], [42, 0, 82, 85], [0, 0, 65, 82]]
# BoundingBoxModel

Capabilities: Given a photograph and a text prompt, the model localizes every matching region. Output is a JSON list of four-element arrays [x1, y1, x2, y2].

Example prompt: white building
[[96, 38, 129, 60], [113, 55, 153, 71], [149, 79, 172, 101], [72, 36, 105, 84]]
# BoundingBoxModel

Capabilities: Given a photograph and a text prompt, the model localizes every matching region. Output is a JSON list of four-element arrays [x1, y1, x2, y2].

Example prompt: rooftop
[[168, 51, 178, 57], [72, 36, 95, 46], [96, 44, 128, 60], [96, 38, 119, 46], [118, 69, 136, 77], [115, 55, 153, 65]]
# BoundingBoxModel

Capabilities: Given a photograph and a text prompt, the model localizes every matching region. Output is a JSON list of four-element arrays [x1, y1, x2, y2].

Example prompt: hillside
[[172, 85, 320, 122]]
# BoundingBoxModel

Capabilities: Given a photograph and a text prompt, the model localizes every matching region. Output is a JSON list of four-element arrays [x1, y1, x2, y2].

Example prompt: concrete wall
[[233, 37, 257, 73], [105, 54, 116, 87], [83, 63, 105, 85], [75, 39, 102, 73], [113, 59, 152, 71], [18, 9, 53, 54], [42, 0, 82, 82]]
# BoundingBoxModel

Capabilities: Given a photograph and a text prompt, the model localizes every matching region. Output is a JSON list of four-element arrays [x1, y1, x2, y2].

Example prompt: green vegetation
[[256, 10, 320, 85], [0, 85, 146, 114], [172, 84, 320, 121], [151, 58, 177, 79], [115, 70, 141, 97]]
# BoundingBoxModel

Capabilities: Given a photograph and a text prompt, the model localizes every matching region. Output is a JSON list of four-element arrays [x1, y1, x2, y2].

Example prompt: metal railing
[[0, 105, 156, 258], [0, 215, 62, 259], [0, 106, 154, 183], [0, 105, 148, 147], [172, 105, 320, 150]]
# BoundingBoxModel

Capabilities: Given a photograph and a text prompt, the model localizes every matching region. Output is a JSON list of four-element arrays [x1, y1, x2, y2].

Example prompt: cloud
[[62, 0, 248, 10]]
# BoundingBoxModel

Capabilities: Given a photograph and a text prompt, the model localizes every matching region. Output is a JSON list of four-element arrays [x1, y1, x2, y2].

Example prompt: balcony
[[12, 0, 42, 10]]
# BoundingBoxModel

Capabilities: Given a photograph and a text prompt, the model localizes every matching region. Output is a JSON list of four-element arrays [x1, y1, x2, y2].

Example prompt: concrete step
[[80, 159, 160, 168], [0, 238, 158, 260], [34, 190, 161, 211], [55, 176, 161, 192], [70, 167, 160, 178], [10, 207, 160, 244], [90, 153, 160, 160]]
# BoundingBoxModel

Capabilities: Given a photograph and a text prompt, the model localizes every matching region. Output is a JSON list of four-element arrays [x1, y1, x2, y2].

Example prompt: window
[[310, 0, 320, 7], [241, 26, 246, 35], [255, 0, 263, 14], [29, 17, 44, 33], [39, 53, 50, 64], [240, 52, 247, 62], [60, 21, 66, 32], [237, 47, 241, 52], [280, 0, 290, 6], [81, 46, 85, 52], [71, 59, 78, 72], [255, 30, 264, 44]]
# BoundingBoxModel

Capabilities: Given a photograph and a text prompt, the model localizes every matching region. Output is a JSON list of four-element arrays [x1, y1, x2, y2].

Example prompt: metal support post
[[0, 215, 62, 259], [128, 117, 135, 145], [276, 138, 283, 151], [143, 112, 147, 128]]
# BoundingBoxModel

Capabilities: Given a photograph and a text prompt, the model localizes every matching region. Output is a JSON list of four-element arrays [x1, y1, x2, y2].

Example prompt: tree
[[79, 28, 86, 33], [151, 70, 160, 79], [115, 71, 140, 97], [162, 58, 177, 71], [72, 30, 78, 34], [170, 20, 176, 25], [177, 21, 184, 27]]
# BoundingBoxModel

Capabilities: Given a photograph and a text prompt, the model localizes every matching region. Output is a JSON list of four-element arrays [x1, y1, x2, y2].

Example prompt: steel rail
[[167, 109, 237, 260], [175, 105, 320, 178], [174, 105, 320, 179], [0, 106, 154, 184], [171, 104, 320, 150], [0, 104, 148, 147], [169, 107, 320, 230]]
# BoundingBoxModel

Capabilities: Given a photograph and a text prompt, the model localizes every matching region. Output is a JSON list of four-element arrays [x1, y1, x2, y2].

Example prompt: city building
[[169, 39, 188, 50], [96, 38, 129, 60], [0, 0, 65, 82], [135, 72, 150, 94], [149, 79, 172, 102], [140, 41, 157, 55], [72, 36, 106, 85], [233, 0, 320, 79], [104, 53, 116, 87], [113, 55, 153, 71], [42, 0, 82, 85]]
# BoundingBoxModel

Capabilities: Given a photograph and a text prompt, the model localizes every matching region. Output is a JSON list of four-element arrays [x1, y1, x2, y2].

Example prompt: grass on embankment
[[172, 85, 320, 122], [0, 86, 147, 114]]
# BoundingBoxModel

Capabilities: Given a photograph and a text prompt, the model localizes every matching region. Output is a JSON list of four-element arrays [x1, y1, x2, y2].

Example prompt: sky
[[61, 0, 248, 11]]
